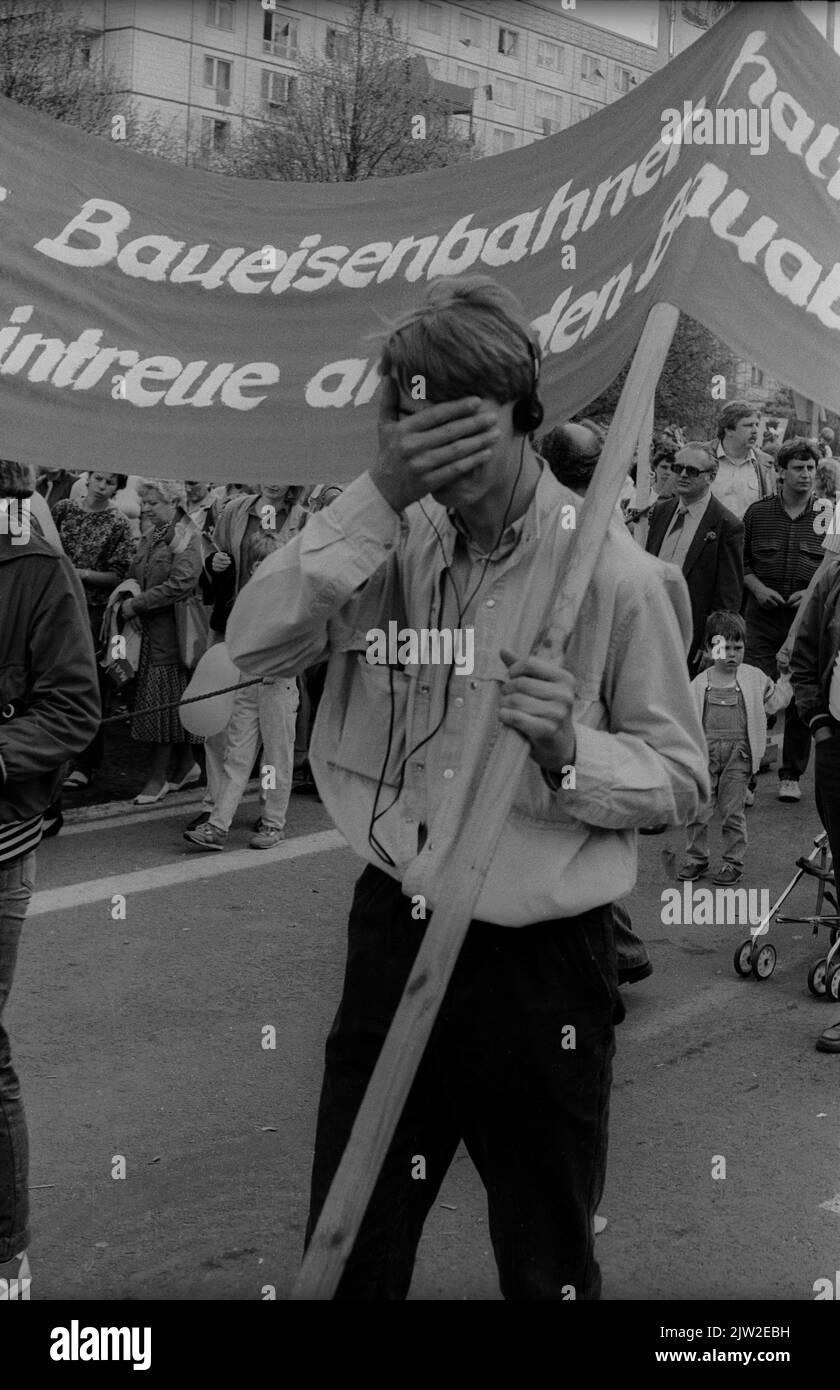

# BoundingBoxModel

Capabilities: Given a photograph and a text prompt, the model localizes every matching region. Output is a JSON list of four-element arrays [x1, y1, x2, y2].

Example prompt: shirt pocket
[[332, 652, 414, 789]]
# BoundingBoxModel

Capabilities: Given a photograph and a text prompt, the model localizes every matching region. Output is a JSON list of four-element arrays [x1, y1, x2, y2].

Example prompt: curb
[[61, 781, 260, 828]]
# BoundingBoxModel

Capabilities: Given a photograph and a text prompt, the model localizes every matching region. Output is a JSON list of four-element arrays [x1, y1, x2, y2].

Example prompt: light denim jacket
[[228, 467, 710, 926]]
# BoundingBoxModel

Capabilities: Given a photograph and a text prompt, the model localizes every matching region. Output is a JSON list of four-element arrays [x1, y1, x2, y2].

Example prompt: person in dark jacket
[[35, 465, 78, 513], [790, 560, 840, 1054], [0, 458, 100, 1296], [645, 444, 744, 674]]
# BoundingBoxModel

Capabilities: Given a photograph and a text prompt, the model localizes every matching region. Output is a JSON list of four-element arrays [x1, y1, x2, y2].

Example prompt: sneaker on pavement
[[778, 779, 801, 802], [185, 810, 211, 832], [816, 1019, 840, 1053], [250, 825, 285, 850], [183, 822, 227, 851], [744, 786, 755, 807], [712, 863, 743, 886], [63, 769, 90, 789], [678, 861, 708, 881]]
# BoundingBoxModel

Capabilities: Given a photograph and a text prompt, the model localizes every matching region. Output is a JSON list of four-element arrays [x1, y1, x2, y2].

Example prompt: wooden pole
[[291, 302, 681, 1300], [631, 395, 655, 549]]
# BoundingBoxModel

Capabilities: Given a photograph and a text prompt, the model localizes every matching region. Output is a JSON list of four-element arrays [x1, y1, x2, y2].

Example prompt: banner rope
[[99, 677, 263, 726]]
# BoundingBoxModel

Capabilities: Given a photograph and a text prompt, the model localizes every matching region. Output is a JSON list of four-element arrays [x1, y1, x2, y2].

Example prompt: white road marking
[[27, 829, 348, 917]]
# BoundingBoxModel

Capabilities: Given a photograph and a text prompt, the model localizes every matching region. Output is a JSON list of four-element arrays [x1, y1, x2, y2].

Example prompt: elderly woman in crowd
[[52, 473, 136, 789], [120, 479, 204, 805]]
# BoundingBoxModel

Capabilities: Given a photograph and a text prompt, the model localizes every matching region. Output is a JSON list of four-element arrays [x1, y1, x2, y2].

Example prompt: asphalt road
[[8, 765, 840, 1301]]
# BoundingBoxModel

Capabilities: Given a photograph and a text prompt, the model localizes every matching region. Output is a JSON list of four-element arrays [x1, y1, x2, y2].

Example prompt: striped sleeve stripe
[[0, 816, 44, 865]]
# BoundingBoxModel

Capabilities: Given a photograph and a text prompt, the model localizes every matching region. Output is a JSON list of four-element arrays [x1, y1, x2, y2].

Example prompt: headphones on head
[[510, 335, 544, 437]]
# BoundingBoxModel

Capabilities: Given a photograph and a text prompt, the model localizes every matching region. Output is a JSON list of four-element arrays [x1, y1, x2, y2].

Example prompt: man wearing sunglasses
[[646, 444, 744, 673]]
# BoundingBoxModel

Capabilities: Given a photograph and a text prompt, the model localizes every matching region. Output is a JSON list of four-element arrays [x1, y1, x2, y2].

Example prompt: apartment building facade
[[82, 0, 668, 161]]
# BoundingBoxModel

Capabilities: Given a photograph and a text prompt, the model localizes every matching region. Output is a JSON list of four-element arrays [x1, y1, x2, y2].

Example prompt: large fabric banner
[[1, 1, 838, 482]]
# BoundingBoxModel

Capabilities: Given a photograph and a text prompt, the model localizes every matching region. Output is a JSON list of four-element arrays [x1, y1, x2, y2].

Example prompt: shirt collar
[[442, 460, 561, 562], [716, 442, 756, 466], [678, 492, 711, 518]]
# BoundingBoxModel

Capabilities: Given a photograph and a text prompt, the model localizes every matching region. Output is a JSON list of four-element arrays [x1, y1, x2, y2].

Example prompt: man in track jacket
[[0, 460, 100, 1293]]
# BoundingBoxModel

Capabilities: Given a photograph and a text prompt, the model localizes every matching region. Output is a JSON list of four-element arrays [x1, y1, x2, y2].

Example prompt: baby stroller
[[732, 829, 840, 996]]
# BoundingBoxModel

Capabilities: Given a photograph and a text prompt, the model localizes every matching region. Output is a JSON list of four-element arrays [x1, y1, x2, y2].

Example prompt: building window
[[263, 12, 299, 60], [580, 53, 604, 83], [206, 0, 235, 31], [576, 100, 597, 121], [498, 27, 519, 58], [535, 89, 564, 134], [325, 27, 351, 62], [458, 13, 481, 48], [200, 116, 229, 153], [494, 78, 518, 109], [613, 65, 633, 94], [455, 64, 479, 88], [261, 68, 296, 112], [491, 127, 515, 153], [536, 39, 564, 73], [203, 55, 232, 104], [750, 366, 764, 387], [417, 1, 442, 34]]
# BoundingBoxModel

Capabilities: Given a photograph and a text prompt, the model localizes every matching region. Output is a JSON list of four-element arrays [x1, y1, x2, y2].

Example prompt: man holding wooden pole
[[228, 278, 708, 1300]]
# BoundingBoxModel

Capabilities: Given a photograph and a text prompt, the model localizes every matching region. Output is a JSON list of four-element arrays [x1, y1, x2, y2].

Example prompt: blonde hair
[[137, 478, 186, 508]]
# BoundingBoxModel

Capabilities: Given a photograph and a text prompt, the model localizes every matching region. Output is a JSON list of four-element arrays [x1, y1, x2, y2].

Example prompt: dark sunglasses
[[671, 463, 710, 479]]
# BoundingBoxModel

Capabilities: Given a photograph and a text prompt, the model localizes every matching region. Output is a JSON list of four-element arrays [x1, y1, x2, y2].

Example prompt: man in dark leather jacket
[[0, 459, 100, 1294]]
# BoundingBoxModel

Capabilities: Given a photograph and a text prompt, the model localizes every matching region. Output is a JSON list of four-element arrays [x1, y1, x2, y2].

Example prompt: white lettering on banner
[[32, 122, 686, 301], [0, 304, 279, 409], [18, 24, 840, 420]]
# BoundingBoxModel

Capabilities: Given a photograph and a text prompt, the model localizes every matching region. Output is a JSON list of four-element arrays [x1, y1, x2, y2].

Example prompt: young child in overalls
[[680, 610, 791, 885]]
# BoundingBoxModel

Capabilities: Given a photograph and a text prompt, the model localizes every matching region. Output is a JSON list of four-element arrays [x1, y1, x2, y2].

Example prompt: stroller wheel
[[808, 958, 828, 996], [752, 943, 777, 979], [827, 962, 840, 1002], [734, 940, 754, 976]]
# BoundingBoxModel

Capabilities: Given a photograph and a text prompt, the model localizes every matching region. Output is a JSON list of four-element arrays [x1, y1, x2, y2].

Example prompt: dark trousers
[[745, 599, 811, 781], [815, 728, 840, 895], [0, 852, 34, 1260], [304, 865, 624, 1300]]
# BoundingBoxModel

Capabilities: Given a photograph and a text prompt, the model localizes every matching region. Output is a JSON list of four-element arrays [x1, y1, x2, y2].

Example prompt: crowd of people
[[2, 273, 840, 1300], [24, 471, 343, 849]]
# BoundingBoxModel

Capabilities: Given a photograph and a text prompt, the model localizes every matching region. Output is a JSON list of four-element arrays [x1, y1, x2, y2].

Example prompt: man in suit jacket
[[646, 444, 744, 671]]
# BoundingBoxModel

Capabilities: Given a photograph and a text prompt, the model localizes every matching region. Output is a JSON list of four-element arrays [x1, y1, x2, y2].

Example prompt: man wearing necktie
[[646, 444, 744, 672]]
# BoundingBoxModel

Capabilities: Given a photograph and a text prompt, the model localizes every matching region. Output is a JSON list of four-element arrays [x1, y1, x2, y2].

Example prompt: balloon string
[[99, 677, 263, 726]]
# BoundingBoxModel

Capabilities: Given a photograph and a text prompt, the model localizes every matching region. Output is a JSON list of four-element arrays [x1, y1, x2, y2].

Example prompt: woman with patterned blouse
[[52, 472, 136, 788]]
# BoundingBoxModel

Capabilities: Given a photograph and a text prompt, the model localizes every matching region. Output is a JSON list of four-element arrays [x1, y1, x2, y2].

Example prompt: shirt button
[[443, 768, 454, 779], [454, 697, 464, 708], [485, 598, 496, 608]]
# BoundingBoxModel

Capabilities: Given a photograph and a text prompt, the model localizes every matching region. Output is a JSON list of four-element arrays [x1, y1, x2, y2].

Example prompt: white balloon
[[180, 642, 242, 736]]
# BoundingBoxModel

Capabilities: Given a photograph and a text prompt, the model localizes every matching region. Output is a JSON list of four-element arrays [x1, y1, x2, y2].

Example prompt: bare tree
[[221, 0, 474, 182], [0, 0, 125, 134]]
